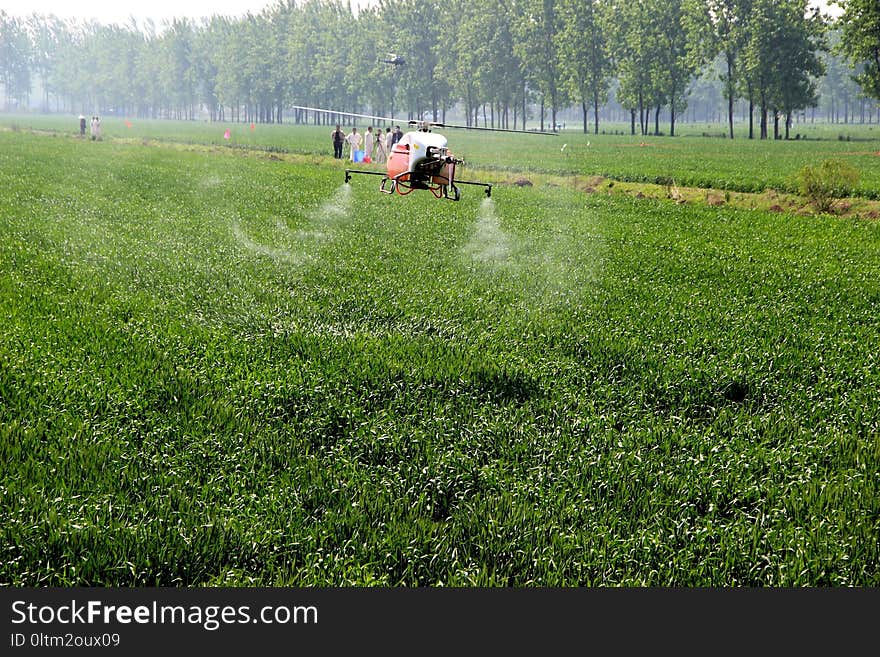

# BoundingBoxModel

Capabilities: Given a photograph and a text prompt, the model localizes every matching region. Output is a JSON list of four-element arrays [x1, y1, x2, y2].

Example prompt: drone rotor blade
[[290, 105, 404, 125], [436, 122, 558, 136], [292, 105, 557, 135]]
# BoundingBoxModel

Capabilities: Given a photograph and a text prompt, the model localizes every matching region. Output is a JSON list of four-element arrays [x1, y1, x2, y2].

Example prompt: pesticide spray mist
[[232, 184, 353, 261], [298, 183, 353, 240], [231, 219, 303, 263], [463, 197, 512, 264], [309, 183, 352, 223]]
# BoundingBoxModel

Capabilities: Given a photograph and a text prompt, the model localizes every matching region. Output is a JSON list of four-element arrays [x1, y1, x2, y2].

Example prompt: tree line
[[1, 0, 878, 138]]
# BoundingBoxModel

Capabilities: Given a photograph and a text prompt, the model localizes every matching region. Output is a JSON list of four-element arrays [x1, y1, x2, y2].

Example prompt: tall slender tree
[[514, 0, 566, 131], [0, 11, 31, 110], [686, 0, 752, 138], [655, 0, 699, 136], [557, 0, 612, 134]]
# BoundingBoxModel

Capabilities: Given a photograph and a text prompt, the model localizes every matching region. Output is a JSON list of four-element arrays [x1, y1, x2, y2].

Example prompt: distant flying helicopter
[[380, 53, 406, 66], [291, 105, 557, 201]]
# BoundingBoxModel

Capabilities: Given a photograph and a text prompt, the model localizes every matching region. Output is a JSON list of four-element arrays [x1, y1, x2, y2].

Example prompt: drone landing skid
[[344, 169, 491, 200], [380, 173, 463, 201]]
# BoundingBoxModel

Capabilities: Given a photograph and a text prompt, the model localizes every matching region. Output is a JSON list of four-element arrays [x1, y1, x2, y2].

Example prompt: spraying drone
[[291, 105, 557, 201], [380, 53, 406, 66]]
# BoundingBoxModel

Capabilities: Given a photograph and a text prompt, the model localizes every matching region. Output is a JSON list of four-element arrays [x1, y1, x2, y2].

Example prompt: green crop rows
[[7, 113, 880, 197], [1, 126, 878, 586]]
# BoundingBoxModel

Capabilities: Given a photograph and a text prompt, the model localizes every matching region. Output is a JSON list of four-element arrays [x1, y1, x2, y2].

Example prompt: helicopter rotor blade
[[291, 105, 558, 135], [428, 122, 558, 136], [290, 105, 405, 125]]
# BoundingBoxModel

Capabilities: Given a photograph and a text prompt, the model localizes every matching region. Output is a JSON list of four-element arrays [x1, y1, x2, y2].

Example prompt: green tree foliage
[[192, 17, 223, 121], [0, 11, 31, 110], [159, 19, 197, 120], [26, 13, 67, 111], [437, 0, 485, 127], [771, 1, 825, 138], [607, 0, 654, 135], [654, 0, 699, 136], [685, 0, 753, 139], [388, 0, 445, 121], [835, 0, 880, 102], [820, 29, 866, 124], [5, 0, 871, 134], [343, 6, 388, 121], [743, 0, 825, 139], [556, 0, 611, 134], [473, 0, 525, 129], [513, 0, 567, 130]]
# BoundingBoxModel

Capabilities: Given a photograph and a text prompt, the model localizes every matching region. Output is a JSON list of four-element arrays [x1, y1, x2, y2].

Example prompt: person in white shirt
[[345, 127, 362, 161], [385, 127, 394, 153], [364, 126, 375, 162]]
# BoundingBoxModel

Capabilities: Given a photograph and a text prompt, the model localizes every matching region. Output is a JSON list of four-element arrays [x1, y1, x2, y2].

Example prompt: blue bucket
[[353, 149, 365, 163]]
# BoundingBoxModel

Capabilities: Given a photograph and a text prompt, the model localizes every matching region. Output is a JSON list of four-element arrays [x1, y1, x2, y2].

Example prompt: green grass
[[5, 113, 880, 198], [1, 129, 878, 586]]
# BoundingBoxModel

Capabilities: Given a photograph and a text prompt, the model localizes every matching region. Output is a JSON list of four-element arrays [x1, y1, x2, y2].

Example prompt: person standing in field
[[94, 116, 102, 141], [331, 124, 346, 159], [385, 127, 393, 155], [90, 116, 97, 140], [364, 126, 375, 163], [374, 127, 388, 164], [79, 115, 86, 137], [345, 127, 362, 162], [391, 125, 403, 146]]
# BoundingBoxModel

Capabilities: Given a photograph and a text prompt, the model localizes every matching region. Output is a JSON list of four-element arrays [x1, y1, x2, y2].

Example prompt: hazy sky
[[1, 0, 842, 26], [0, 0, 377, 26]]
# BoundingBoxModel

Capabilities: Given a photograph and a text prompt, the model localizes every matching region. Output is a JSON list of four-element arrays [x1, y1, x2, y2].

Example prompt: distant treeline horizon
[[1, 0, 879, 138]]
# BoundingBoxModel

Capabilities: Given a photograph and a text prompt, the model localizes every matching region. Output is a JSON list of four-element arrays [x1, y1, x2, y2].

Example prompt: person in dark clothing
[[331, 125, 346, 159], [79, 115, 86, 137]]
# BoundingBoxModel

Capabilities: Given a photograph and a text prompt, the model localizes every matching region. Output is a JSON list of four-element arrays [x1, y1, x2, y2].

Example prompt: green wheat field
[[1, 116, 878, 585]]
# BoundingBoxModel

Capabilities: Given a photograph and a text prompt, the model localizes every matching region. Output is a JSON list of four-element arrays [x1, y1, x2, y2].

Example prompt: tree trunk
[[726, 53, 735, 139], [759, 90, 767, 140], [638, 90, 645, 135], [748, 92, 754, 139]]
